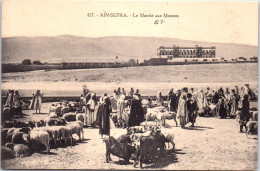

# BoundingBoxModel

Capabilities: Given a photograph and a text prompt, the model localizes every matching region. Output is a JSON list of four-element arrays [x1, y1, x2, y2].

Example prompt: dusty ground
[[1, 102, 258, 170], [1, 63, 258, 97], [2, 63, 258, 83]]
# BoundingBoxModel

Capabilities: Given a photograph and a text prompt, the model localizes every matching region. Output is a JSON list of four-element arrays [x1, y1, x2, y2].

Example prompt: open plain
[[1, 63, 258, 170], [1, 63, 258, 97]]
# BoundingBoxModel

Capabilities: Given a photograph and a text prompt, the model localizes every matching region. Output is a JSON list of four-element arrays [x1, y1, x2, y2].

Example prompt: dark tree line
[[21, 59, 42, 65]]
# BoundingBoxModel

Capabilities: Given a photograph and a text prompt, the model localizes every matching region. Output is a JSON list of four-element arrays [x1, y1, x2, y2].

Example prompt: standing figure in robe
[[196, 89, 208, 114], [83, 90, 92, 127], [156, 92, 164, 106], [128, 88, 134, 98], [117, 94, 126, 127], [128, 93, 144, 127], [96, 93, 111, 138], [86, 93, 97, 127], [5, 90, 14, 108], [13, 91, 22, 117], [186, 93, 197, 127], [239, 94, 250, 132], [30, 90, 43, 114], [229, 89, 238, 117], [177, 93, 189, 128], [167, 89, 175, 112], [174, 89, 181, 112], [83, 85, 91, 97], [224, 88, 231, 117]]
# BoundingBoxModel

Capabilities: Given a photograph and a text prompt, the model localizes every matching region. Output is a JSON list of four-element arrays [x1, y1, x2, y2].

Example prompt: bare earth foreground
[[1, 103, 258, 170]]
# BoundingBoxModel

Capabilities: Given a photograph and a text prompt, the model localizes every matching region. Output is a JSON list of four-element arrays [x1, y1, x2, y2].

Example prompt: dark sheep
[[2, 128, 9, 145], [1, 146, 14, 159], [56, 118, 66, 126], [12, 132, 25, 144], [46, 118, 58, 126], [19, 127, 32, 134], [2, 107, 13, 122], [62, 113, 76, 122], [12, 132, 30, 145], [133, 131, 166, 168], [2, 121, 15, 128], [35, 120, 46, 127], [28, 121, 36, 129], [246, 121, 258, 135], [13, 120, 29, 128], [116, 134, 132, 144], [104, 136, 135, 164]]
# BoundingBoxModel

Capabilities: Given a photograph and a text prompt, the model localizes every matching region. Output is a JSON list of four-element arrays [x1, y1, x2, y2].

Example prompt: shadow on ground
[[183, 125, 214, 131], [39, 151, 57, 155], [144, 153, 179, 169], [134, 149, 183, 169]]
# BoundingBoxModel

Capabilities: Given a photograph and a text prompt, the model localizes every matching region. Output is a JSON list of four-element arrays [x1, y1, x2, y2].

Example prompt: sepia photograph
[[1, 0, 258, 170]]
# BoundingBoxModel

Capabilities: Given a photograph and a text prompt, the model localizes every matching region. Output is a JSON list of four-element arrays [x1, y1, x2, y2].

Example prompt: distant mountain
[[2, 35, 258, 63]]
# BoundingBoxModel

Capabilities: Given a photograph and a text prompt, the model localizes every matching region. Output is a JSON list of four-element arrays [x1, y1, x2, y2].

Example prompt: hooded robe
[[96, 97, 111, 136]]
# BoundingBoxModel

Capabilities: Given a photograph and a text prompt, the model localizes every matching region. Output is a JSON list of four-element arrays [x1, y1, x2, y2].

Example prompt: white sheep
[[66, 121, 84, 140], [13, 144, 31, 157], [63, 126, 73, 146], [30, 130, 50, 152], [48, 126, 61, 147], [160, 128, 175, 152]]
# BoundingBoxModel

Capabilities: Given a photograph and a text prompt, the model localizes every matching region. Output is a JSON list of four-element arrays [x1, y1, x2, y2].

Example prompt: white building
[[157, 45, 219, 62]]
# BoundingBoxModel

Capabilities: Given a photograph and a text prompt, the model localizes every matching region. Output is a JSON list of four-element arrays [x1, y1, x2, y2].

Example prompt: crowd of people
[[2, 84, 257, 136], [158, 84, 257, 131], [4, 90, 23, 118], [79, 85, 145, 138], [60, 83, 258, 136]]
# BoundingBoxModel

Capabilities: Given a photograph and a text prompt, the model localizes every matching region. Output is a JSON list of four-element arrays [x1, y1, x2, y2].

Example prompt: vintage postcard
[[1, 0, 258, 170]]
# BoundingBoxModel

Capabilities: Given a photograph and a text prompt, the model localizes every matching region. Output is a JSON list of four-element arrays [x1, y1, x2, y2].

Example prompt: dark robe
[[85, 93, 91, 104], [239, 95, 250, 126], [128, 98, 144, 127], [246, 86, 254, 100], [168, 92, 176, 112], [96, 98, 111, 136], [168, 90, 174, 99], [212, 93, 219, 104], [186, 99, 197, 124], [219, 98, 226, 119], [234, 93, 240, 106]]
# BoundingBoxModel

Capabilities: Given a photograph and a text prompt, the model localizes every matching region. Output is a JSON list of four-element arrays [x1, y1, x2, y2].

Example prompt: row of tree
[[21, 59, 42, 65], [22, 58, 139, 65]]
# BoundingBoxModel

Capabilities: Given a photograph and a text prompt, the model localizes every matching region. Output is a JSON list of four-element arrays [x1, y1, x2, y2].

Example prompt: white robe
[[85, 99, 96, 126], [117, 95, 126, 121], [33, 94, 42, 110], [196, 92, 207, 110], [177, 98, 189, 126]]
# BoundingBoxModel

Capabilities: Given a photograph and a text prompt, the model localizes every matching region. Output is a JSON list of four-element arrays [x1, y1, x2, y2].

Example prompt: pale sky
[[2, 0, 258, 46]]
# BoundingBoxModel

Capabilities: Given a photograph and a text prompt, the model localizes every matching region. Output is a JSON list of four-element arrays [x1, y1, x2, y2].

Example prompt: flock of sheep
[[2, 97, 180, 169], [1, 103, 85, 159], [104, 124, 176, 168]]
